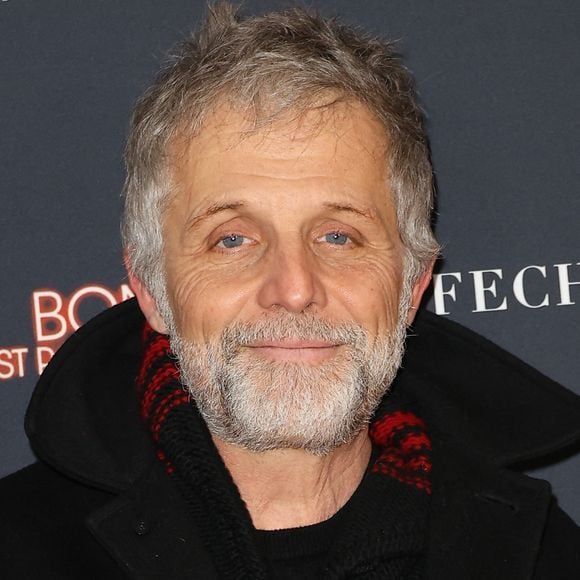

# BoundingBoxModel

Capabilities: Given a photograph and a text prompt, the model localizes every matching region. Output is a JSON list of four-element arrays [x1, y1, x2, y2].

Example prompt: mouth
[[245, 340, 343, 364]]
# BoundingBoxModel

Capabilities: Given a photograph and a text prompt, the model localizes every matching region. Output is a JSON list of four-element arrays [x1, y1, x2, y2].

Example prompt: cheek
[[324, 256, 404, 333], [165, 257, 257, 341]]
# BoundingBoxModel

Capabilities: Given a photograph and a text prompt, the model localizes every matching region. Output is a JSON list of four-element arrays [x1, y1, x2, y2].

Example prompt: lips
[[247, 340, 340, 349], [245, 340, 342, 364]]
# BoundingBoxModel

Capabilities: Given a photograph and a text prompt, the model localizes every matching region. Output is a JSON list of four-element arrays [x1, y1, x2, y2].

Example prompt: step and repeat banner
[[1, 0, 579, 521]]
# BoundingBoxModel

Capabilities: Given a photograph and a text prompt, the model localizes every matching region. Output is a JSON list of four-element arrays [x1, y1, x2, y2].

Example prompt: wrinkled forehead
[[166, 97, 392, 199]]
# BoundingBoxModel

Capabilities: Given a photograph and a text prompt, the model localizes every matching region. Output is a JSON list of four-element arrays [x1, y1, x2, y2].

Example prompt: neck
[[213, 429, 372, 531]]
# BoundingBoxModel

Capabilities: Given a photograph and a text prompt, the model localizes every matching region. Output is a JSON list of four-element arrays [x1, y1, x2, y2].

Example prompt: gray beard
[[168, 296, 411, 455]]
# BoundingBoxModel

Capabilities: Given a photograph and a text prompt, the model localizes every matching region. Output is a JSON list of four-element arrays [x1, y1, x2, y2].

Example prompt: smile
[[245, 341, 343, 364]]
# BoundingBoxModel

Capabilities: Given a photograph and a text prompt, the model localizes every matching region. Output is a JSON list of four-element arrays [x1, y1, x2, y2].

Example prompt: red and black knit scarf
[[137, 323, 432, 579]]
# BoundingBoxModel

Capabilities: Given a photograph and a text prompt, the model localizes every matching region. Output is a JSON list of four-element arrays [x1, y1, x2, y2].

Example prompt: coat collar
[[25, 298, 580, 493], [24, 298, 577, 578], [402, 311, 580, 468]]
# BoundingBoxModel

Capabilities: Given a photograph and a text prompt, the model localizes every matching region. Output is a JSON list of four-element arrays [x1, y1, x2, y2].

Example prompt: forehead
[[169, 99, 393, 214]]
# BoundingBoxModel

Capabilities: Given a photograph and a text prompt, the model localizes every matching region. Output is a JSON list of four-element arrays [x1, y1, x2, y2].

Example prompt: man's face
[[142, 101, 423, 452]]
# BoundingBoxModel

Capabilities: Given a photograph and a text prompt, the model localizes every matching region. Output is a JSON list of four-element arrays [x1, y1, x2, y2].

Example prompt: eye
[[322, 231, 351, 246], [215, 234, 249, 250]]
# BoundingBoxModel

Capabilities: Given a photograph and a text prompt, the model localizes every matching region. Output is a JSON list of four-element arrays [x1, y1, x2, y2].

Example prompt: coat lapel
[[427, 431, 552, 580], [86, 460, 218, 579]]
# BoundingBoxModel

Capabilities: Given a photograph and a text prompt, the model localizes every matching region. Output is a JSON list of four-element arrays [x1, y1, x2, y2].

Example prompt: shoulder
[[0, 462, 125, 579]]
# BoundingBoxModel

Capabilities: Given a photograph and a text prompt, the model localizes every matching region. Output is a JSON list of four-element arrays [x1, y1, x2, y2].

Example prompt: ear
[[125, 255, 168, 334], [406, 258, 436, 326]]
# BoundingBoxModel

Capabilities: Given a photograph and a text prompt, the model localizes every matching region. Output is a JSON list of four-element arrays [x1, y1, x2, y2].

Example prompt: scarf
[[137, 323, 432, 579]]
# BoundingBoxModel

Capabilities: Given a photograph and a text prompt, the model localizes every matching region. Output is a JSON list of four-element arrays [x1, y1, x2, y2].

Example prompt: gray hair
[[122, 2, 439, 307]]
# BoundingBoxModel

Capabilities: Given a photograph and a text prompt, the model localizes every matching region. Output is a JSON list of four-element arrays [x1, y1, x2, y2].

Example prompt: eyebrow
[[322, 202, 376, 221], [185, 199, 376, 230], [186, 202, 245, 229]]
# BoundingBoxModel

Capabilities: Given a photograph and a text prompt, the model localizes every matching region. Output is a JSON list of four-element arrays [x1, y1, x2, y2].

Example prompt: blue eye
[[324, 232, 350, 245], [218, 234, 245, 249]]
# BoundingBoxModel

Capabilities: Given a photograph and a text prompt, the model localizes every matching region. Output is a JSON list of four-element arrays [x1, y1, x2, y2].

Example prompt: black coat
[[1, 299, 579, 579]]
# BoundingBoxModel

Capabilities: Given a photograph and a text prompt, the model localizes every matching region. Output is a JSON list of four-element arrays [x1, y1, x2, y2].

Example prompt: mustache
[[220, 314, 369, 348]]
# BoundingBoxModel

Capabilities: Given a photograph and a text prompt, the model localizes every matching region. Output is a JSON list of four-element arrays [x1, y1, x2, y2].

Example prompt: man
[[1, 3, 579, 578]]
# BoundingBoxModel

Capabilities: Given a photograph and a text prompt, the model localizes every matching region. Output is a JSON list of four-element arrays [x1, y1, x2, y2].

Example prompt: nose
[[256, 242, 327, 313]]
